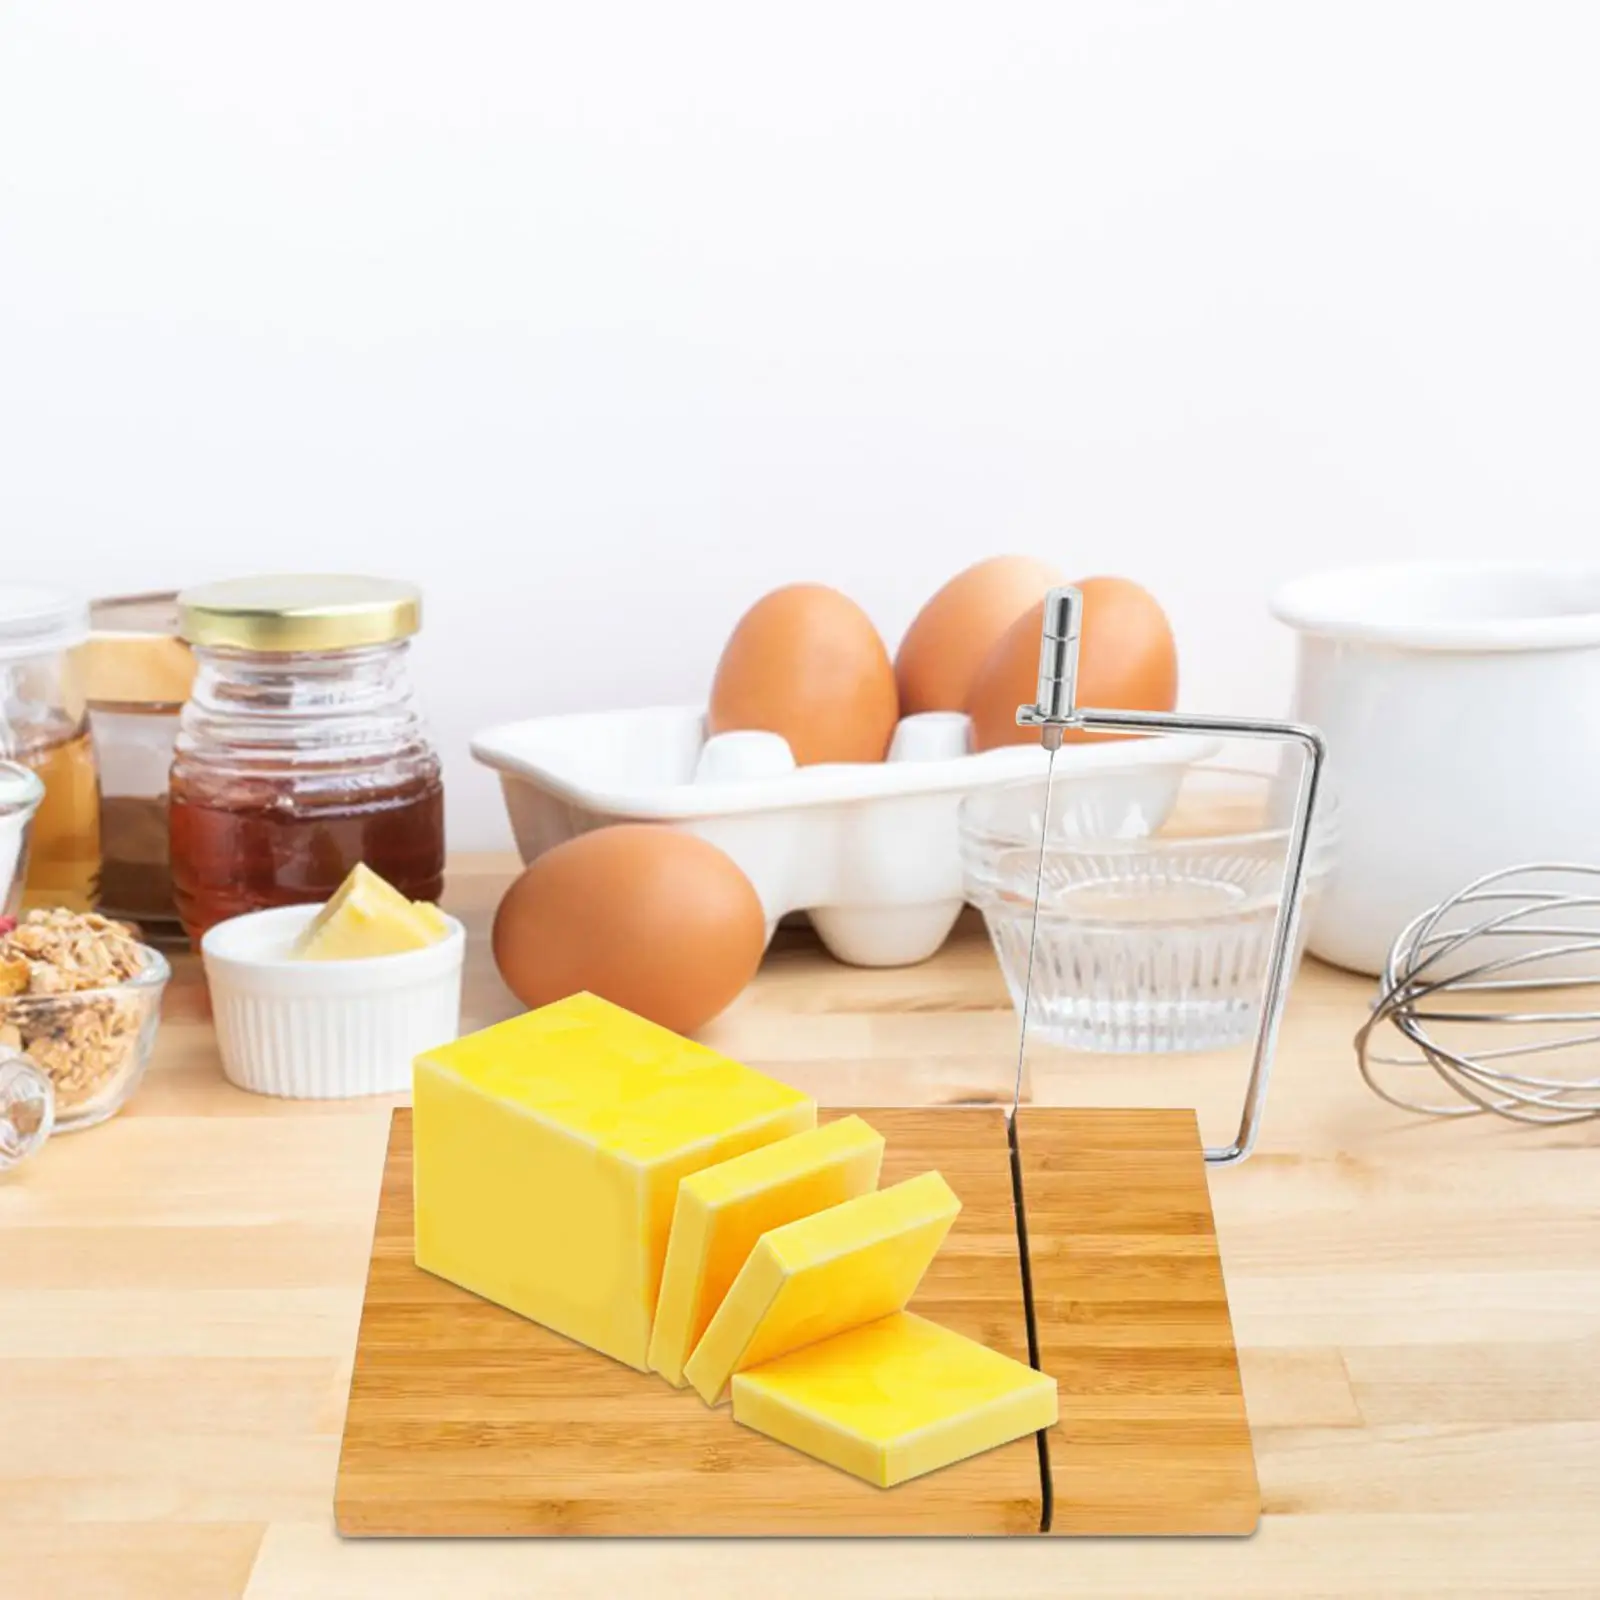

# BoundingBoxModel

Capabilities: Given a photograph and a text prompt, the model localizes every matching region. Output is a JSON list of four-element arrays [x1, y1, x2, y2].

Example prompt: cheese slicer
[[1009, 586, 1328, 1165]]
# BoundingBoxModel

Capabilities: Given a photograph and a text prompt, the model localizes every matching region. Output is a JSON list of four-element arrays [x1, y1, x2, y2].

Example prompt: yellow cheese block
[[731, 1311, 1059, 1488], [648, 1116, 886, 1388], [292, 862, 449, 960], [682, 1170, 959, 1404], [412, 991, 815, 1371]]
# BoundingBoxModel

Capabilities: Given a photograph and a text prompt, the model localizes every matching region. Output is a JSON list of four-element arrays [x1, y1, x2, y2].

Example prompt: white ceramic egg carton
[[472, 706, 1210, 968]]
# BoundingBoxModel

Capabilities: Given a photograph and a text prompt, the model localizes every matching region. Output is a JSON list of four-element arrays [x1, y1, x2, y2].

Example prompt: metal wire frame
[[1016, 587, 1328, 1166]]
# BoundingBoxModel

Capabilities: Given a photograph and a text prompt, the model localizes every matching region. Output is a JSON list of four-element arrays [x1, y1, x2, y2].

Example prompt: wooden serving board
[[335, 1107, 1042, 1536], [335, 1105, 1258, 1536]]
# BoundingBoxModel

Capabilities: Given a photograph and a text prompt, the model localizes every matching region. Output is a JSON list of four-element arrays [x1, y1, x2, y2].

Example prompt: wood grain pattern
[[334, 1107, 1043, 1535], [337, 1099, 1261, 1537], [1015, 1107, 1260, 1535], [7, 855, 1598, 1596]]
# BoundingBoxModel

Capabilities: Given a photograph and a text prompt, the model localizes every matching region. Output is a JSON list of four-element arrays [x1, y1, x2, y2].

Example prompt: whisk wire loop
[[1356, 864, 1600, 1125]]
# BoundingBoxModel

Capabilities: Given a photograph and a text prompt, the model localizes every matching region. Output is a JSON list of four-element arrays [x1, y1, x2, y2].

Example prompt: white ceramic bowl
[[201, 904, 466, 1098], [1272, 560, 1600, 974]]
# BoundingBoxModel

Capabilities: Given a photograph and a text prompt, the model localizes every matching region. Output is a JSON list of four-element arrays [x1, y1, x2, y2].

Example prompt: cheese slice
[[648, 1116, 885, 1387], [731, 1311, 1059, 1488], [682, 1171, 959, 1404], [292, 862, 449, 960], [413, 991, 814, 1370]]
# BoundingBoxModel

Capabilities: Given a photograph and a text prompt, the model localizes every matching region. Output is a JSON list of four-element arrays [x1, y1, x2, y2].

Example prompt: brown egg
[[894, 554, 1065, 716], [966, 575, 1179, 750], [707, 584, 899, 765], [492, 825, 767, 1035]]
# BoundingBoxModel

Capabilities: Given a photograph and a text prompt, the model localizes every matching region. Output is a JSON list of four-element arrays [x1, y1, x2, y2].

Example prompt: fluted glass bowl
[[958, 761, 1338, 1053]]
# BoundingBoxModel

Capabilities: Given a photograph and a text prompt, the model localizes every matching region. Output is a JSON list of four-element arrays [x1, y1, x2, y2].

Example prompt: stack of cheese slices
[[412, 991, 1057, 1488]]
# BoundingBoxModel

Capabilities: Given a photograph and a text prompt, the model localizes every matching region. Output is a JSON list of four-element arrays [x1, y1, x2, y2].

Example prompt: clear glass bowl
[[958, 761, 1338, 1053], [0, 760, 45, 922], [0, 945, 169, 1130]]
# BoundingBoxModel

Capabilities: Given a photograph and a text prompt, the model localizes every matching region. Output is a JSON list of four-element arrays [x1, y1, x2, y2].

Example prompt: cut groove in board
[[1014, 1106, 1261, 1536], [1007, 1113, 1053, 1532], [335, 1108, 1043, 1536]]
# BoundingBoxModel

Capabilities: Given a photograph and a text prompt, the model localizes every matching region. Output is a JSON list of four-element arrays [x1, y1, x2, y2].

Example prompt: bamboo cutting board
[[335, 1107, 1043, 1536], [1016, 1107, 1261, 1535], [335, 1105, 1258, 1536]]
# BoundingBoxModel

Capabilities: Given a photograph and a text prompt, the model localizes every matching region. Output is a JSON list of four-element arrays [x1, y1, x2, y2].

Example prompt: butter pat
[[648, 1116, 885, 1388], [732, 1311, 1058, 1488], [683, 1171, 959, 1404], [413, 992, 814, 1370], [292, 863, 449, 960]]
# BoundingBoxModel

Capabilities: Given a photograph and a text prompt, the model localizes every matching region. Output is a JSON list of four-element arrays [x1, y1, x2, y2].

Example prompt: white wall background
[[3, 2, 1597, 847]]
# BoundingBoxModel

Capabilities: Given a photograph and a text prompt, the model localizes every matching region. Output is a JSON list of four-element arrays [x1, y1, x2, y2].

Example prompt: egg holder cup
[[472, 705, 1213, 969]]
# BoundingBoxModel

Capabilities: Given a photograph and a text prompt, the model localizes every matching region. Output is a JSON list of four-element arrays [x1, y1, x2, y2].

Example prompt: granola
[[0, 909, 150, 1115]]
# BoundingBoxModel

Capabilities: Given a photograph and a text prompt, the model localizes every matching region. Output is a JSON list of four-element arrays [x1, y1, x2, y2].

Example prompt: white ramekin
[[201, 904, 466, 1098], [1272, 560, 1600, 975]]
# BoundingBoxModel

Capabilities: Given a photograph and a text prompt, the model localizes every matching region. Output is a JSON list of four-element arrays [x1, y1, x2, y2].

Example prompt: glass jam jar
[[81, 592, 196, 942], [0, 587, 102, 912], [169, 575, 445, 942]]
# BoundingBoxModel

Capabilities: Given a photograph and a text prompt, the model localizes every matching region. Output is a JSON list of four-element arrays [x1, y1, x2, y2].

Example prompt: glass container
[[0, 760, 46, 922], [0, 587, 101, 911], [81, 592, 195, 941], [960, 762, 1338, 1054], [0, 1045, 54, 1171], [169, 575, 445, 942]]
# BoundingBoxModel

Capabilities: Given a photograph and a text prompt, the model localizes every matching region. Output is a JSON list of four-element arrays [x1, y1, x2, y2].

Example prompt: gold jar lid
[[177, 575, 422, 654], [81, 591, 197, 708]]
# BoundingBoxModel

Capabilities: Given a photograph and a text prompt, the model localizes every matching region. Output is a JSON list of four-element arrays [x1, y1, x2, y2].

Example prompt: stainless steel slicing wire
[[1010, 744, 1057, 1119]]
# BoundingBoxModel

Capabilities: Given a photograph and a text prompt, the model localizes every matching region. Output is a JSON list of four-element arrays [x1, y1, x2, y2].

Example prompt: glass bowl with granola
[[0, 908, 169, 1132]]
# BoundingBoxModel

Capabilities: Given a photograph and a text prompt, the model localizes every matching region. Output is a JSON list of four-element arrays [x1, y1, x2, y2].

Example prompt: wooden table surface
[[5, 856, 1598, 1599]]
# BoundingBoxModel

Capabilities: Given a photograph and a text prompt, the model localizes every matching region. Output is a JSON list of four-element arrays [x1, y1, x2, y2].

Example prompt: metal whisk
[[1356, 863, 1600, 1125]]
